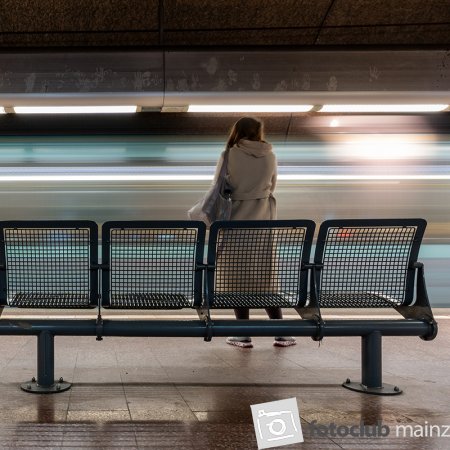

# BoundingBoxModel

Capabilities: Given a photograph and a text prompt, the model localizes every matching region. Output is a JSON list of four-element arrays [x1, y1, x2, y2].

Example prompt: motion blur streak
[[0, 133, 448, 306]]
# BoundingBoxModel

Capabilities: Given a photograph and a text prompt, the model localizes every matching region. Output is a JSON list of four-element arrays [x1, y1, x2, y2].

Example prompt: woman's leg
[[265, 307, 297, 347], [234, 308, 250, 320], [226, 308, 252, 347], [265, 307, 282, 319]]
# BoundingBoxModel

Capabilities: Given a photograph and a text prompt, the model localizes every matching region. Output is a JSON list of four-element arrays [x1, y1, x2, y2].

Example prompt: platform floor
[[0, 309, 448, 449]]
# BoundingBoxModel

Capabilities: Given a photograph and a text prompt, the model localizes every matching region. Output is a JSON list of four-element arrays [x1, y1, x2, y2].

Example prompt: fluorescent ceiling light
[[319, 104, 448, 113], [13, 106, 138, 114], [188, 105, 314, 113]]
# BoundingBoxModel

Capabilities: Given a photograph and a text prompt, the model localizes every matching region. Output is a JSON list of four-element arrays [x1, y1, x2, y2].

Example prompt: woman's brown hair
[[226, 117, 264, 150]]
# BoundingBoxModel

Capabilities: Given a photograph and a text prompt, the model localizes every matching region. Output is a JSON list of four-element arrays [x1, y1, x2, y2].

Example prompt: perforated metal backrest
[[314, 219, 426, 308], [102, 221, 206, 308], [0, 221, 98, 308], [207, 220, 315, 308]]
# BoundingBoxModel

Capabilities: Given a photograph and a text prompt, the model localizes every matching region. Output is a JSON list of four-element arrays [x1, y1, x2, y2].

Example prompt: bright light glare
[[0, 107, 5, 114], [320, 104, 448, 113], [330, 119, 340, 127], [342, 136, 427, 160], [188, 105, 314, 113], [13, 106, 138, 114]]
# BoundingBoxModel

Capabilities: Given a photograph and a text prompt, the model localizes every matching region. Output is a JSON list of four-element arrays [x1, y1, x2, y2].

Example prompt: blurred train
[[0, 129, 449, 306]]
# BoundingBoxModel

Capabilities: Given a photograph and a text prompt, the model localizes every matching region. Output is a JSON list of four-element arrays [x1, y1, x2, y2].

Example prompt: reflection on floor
[[0, 311, 448, 449]]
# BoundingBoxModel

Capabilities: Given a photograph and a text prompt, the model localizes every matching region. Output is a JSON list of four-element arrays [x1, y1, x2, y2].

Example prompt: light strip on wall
[[319, 104, 449, 113], [188, 105, 314, 113], [13, 106, 138, 114]]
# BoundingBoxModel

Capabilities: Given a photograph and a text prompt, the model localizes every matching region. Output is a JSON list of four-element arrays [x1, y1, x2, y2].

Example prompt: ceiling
[[0, 0, 449, 49], [0, 1, 449, 135]]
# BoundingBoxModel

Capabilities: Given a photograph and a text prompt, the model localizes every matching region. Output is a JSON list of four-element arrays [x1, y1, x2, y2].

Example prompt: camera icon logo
[[251, 398, 303, 449]]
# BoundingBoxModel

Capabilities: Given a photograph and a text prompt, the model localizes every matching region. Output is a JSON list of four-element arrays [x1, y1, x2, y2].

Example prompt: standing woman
[[215, 117, 296, 348]]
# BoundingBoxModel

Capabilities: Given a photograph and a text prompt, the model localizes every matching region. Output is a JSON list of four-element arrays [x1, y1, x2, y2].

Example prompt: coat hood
[[234, 139, 273, 158]]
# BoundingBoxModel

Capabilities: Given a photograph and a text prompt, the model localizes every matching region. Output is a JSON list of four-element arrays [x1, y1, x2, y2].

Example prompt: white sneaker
[[273, 337, 296, 347], [226, 337, 253, 348]]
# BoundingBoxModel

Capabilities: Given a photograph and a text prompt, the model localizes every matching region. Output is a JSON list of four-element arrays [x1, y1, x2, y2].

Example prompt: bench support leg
[[21, 331, 71, 394], [342, 331, 402, 395]]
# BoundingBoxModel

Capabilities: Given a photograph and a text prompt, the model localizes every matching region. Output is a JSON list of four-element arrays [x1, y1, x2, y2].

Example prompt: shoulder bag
[[187, 150, 232, 226]]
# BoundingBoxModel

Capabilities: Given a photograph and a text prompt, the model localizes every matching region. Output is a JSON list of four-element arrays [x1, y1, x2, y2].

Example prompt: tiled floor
[[0, 310, 448, 449]]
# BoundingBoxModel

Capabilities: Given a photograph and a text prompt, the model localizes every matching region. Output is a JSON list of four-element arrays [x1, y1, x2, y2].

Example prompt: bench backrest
[[0, 221, 98, 308], [101, 221, 206, 308], [314, 219, 426, 308], [207, 220, 315, 308], [0, 219, 427, 311]]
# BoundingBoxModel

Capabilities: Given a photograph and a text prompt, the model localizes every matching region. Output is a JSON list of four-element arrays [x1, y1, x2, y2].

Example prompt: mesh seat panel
[[106, 226, 200, 309], [210, 225, 310, 309], [213, 293, 298, 308], [3, 226, 94, 308], [10, 293, 91, 308], [317, 224, 418, 308], [318, 292, 400, 308], [110, 293, 192, 309]]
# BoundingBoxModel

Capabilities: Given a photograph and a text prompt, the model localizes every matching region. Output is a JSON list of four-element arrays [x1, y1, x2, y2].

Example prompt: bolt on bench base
[[21, 330, 72, 393], [341, 331, 402, 395], [342, 380, 402, 396], [21, 377, 71, 394]]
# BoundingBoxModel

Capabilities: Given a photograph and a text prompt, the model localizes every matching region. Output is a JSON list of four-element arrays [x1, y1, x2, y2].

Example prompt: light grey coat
[[213, 139, 279, 293], [214, 139, 277, 220]]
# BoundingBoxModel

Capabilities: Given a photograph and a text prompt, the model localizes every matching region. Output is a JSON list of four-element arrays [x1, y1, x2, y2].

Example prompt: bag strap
[[221, 148, 230, 176], [219, 149, 232, 198]]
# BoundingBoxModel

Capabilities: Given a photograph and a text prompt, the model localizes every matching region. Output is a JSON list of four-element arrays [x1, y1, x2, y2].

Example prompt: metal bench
[[0, 219, 437, 396], [205, 218, 437, 395], [101, 221, 205, 310], [206, 220, 315, 310], [312, 218, 437, 394], [0, 221, 98, 392]]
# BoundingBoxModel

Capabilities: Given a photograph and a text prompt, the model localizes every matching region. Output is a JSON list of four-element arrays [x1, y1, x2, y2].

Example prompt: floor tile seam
[[148, 351, 199, 421], [116, 366, 136, 428], [7, 336, 34, 368], [171, 378, 206, 423], [66, 349, 81, 423], [279, 349, 361, 367]]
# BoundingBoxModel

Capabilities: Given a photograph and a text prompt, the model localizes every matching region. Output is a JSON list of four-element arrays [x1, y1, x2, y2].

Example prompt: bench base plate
[[20, 379, 71, 394], [342, 380, 402, 395]]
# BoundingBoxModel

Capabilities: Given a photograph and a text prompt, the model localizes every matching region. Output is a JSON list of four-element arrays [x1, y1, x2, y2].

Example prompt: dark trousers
[[233, 307, 283, 320]]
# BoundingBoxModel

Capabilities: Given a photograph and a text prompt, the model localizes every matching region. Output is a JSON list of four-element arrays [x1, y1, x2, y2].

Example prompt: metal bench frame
[[0, 219, 438, 395], [313, 219, 435, 394]]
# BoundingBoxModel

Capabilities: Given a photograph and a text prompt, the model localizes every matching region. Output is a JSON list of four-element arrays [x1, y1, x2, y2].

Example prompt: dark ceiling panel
[[324, 0, 450, 25], [0, 0, 448, 48], [317, 24, 450, 45], [164, 29, 319, 46], [163, 0, 333, 29], [0, 0, 159, 32], [0, 32, 160, 48]]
